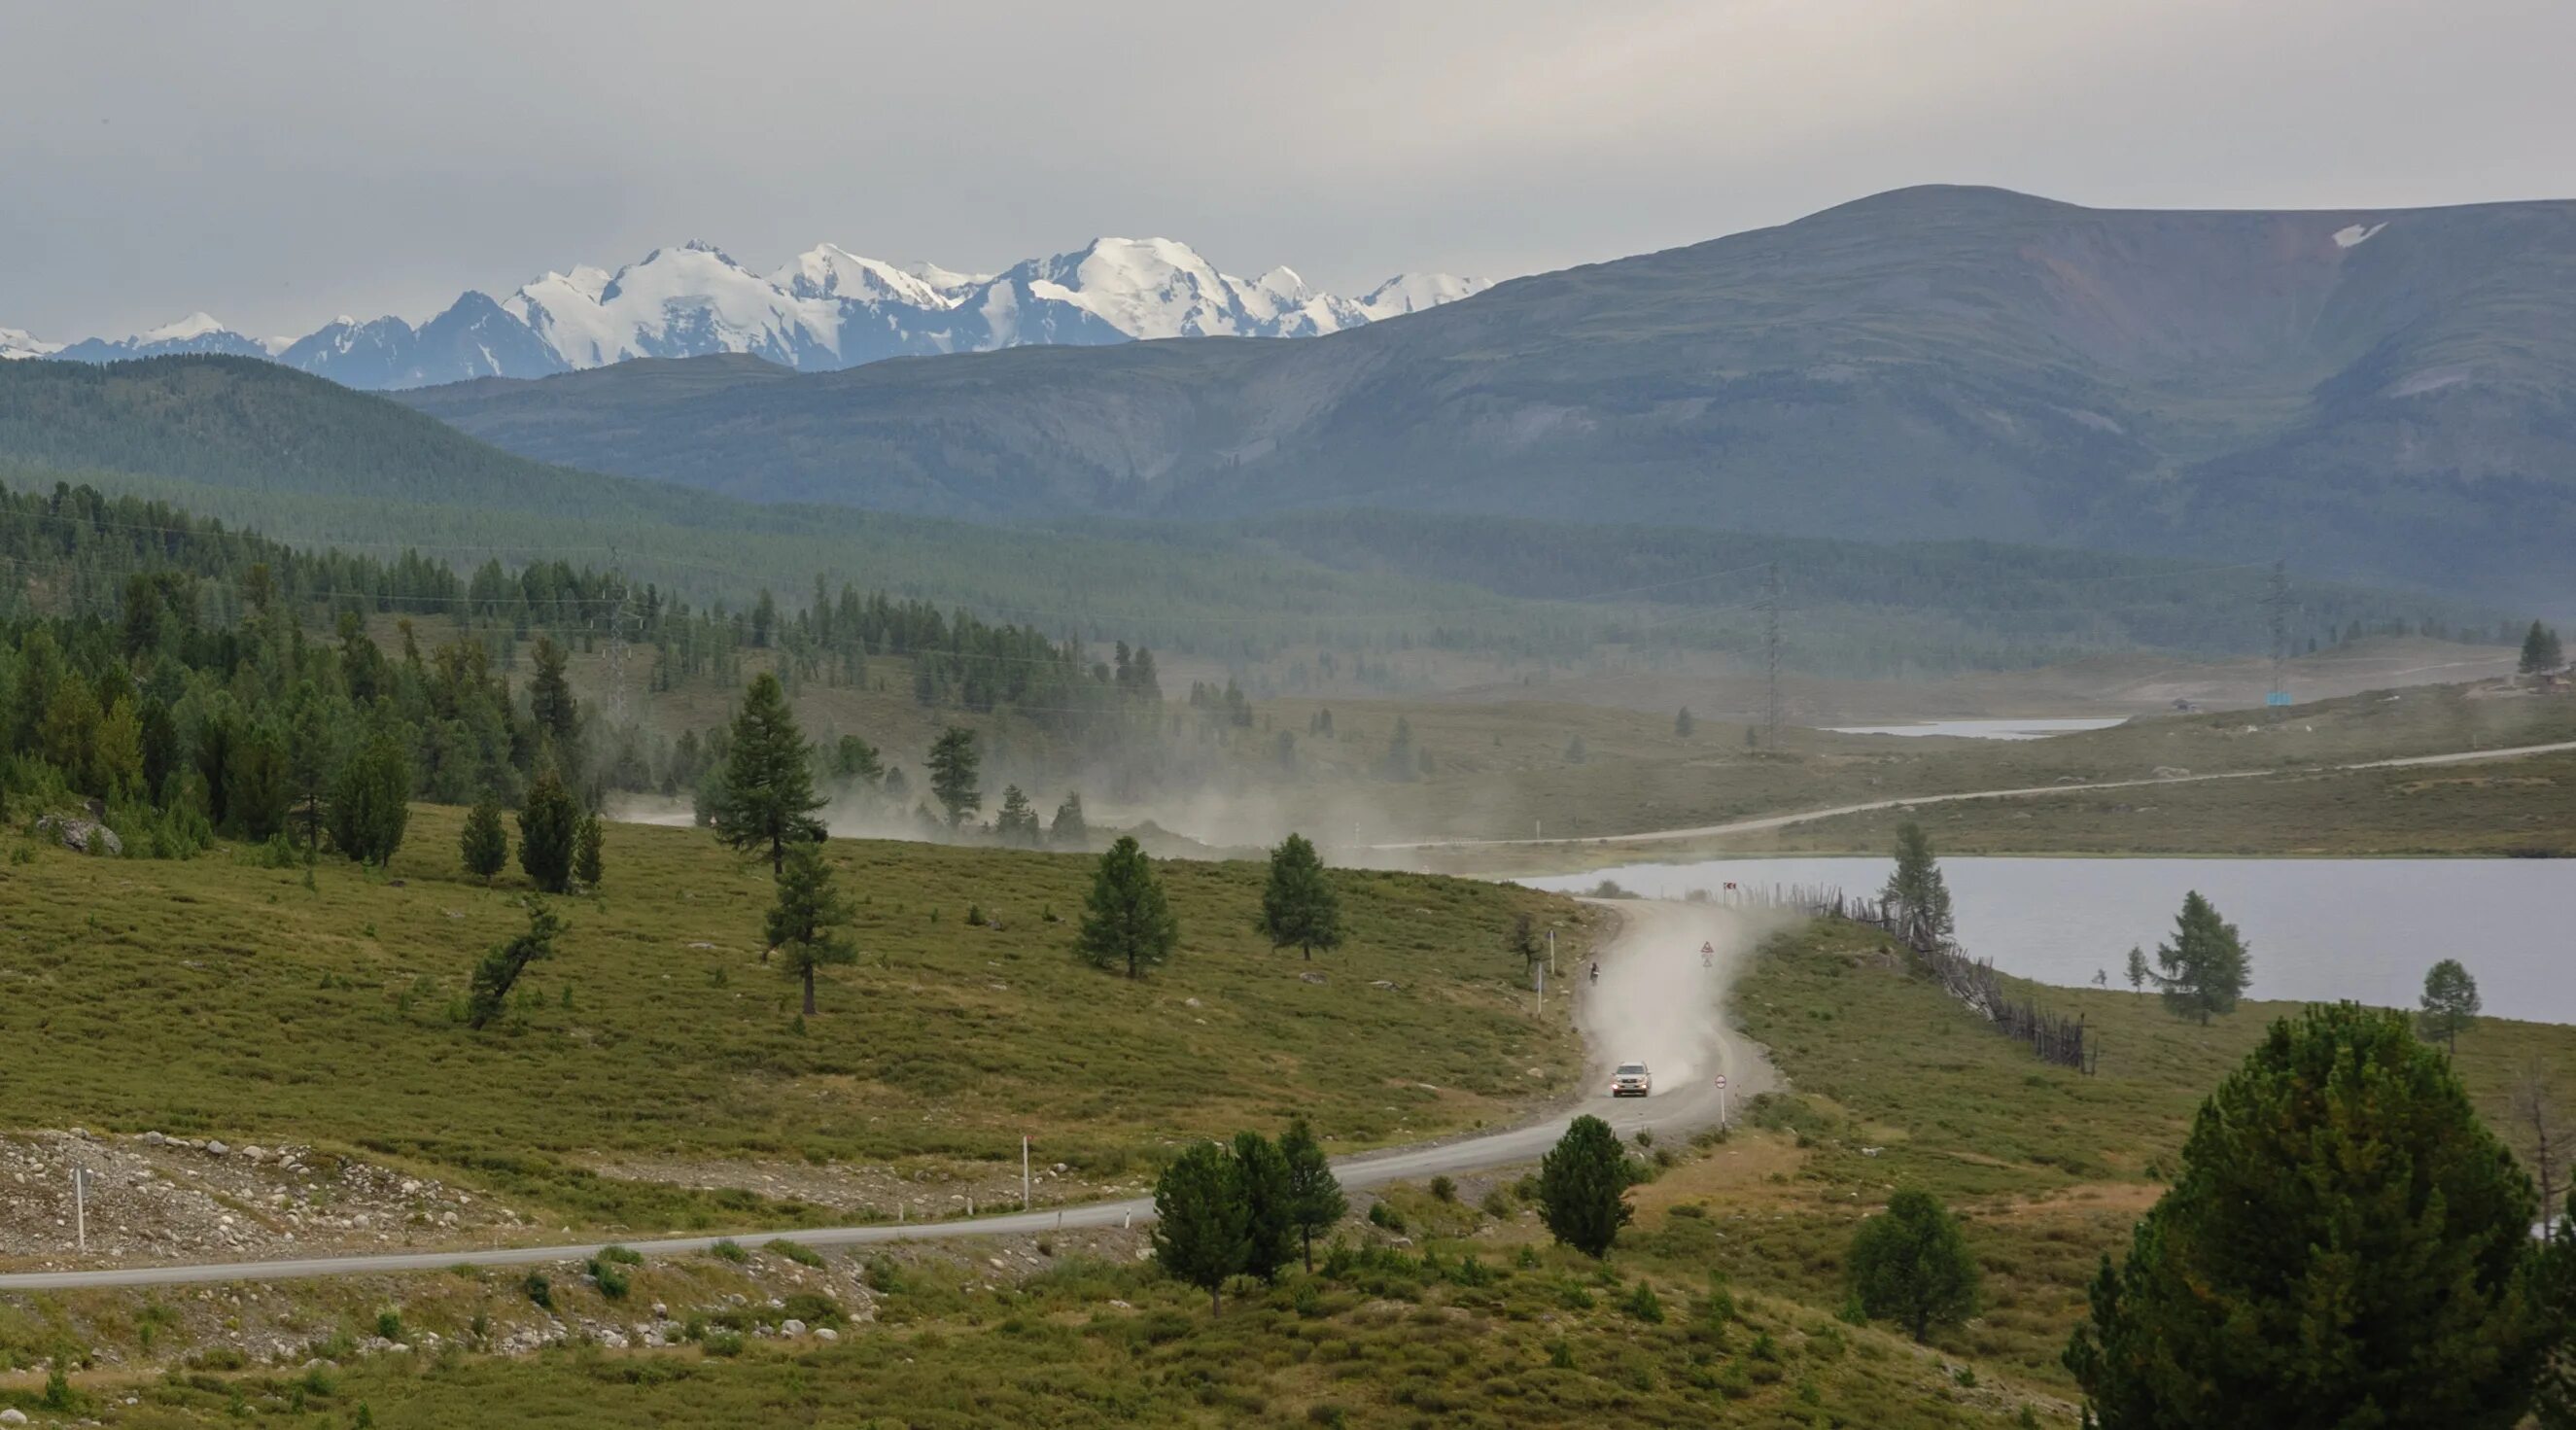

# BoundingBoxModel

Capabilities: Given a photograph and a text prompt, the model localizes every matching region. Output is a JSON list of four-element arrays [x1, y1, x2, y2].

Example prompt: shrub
[[523, 1273, 552, 1309], [1623, 1280, 1666, 1323], [765, 1238, 825, 1268], [702, 1330, 747, 1357], [781, 1293, 844, 1327], [1367, 1202, 1406, 1233], [1429, 1174, 1457, 1203], [373, 1310, 403, 1342], [708, 1238, 748, 1263]]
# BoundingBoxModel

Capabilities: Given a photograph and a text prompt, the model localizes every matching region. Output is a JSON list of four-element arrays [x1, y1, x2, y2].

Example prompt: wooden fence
[[1709, 881, 2097, 1074]]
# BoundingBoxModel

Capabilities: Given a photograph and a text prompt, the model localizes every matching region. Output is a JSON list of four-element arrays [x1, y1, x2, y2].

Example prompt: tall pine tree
[[2156, 890, 2249, 1025], [712, 673, 825, 873], [461, 790, 508, 885], [2068, 1003, 2545, 1428], [1152, 1142, 1249, 1314], [1073, 836, 1179, 979], [1257, 832, 1343, 960], [1278, 1115, 1347, 1273], [1881, 821, 1954, 944], [517, 768, 578, 894], [767, 841, 857, 1016]]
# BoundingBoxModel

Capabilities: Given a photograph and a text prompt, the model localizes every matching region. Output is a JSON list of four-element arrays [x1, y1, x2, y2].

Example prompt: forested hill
[[0, 356, 2512, 674], [399, 187, 2576, 608]]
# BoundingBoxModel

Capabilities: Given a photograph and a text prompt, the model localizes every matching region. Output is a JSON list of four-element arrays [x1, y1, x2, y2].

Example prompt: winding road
[[1375, 738, 2576, 853], [0, 901, 1773, 1292]]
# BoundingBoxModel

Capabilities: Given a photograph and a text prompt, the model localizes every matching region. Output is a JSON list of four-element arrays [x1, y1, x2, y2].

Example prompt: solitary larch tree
[[2066, 1003, 2546, 1429], [574, 812, 605, 891], [767, 840, 857, 1016], [1538, 1114, 1633, 1257], [2155, 890, 2249, 1025], [926, 726, 982, 830], [1073, 836, 1179, 979], [713, 673, 825, 873], [2419, 959, 2482, 1053], [468, 899, 565, 1030], [1882, 821, 1955, 944], [1050, 791, 1088, 849], [1257, 833, 1343, 960], [1847, 1189, 1980, 1343]]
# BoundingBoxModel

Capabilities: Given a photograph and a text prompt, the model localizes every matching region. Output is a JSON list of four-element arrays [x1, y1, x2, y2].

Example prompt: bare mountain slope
[[399, 187, 2576, 604]]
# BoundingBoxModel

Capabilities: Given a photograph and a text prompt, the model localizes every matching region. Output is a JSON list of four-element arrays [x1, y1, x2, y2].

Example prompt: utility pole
[[2263, 558, 2291, 719], [1762, 563, 1784, 749], [604, 566, 632, 728]]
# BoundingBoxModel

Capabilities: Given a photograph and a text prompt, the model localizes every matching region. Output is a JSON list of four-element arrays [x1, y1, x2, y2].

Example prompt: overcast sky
[[8, 0, 2575, 339]]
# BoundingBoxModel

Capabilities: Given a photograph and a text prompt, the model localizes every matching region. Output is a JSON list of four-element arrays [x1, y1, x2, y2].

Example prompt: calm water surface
[[1824, 717, 2129, 740], [1527, 856, 2576, 1024]]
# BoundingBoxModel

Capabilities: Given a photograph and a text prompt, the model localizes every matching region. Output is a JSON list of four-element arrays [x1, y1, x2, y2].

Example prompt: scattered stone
[[141, 1132, 166, 1146], [781, 1318, 807, 1336], [205, 1140, 229, 1158], [3, 1405, 29, 1423], [1182, 996, 1202, 1009], [1299, 971, 1327, 985], [815, 1327, 839, 1342]]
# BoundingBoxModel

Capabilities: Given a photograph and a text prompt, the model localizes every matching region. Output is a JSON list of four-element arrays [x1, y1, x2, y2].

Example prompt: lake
[[1824, 717, 2129, 740], [1525, 856, 2576, 1024]]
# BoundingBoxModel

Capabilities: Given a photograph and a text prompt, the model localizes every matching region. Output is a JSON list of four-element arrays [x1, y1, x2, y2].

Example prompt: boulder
[[1299, 971, 1328, 985], [34, 813, 122, 856], [781, 1318, 808, 1336]]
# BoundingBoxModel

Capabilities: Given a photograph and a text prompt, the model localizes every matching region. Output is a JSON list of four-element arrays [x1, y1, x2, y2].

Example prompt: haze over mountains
[[399, 186, 2576, 608], [8, 237, 1488, 389]]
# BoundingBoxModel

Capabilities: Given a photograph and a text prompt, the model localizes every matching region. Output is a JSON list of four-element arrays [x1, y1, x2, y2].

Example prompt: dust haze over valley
[[9, 5, 2576, 1425]]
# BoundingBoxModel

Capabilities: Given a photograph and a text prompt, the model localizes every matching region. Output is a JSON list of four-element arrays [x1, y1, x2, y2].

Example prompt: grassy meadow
[[0, 808, 1586, 1232]]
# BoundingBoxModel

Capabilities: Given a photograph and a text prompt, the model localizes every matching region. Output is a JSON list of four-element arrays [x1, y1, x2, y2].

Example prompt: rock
[[1182, 996, 1202, 1009], [2, 1405, 28, 1423], [141, 1131, 166, 1145], [1369, 980, 1398, 990], [1299, 971, 1327, 985], [241, 1145, 266, 1162], [781, 1318, 808, 1336], [34, 813, 122, 855], [205, 1140, 229, 1157], [1051, 1163, 1067, 1174], [815, 1327, 838, 1342]]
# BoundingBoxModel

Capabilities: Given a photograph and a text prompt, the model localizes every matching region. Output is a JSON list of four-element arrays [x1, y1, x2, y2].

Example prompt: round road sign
[[1714, 1074, 1728, 1089]]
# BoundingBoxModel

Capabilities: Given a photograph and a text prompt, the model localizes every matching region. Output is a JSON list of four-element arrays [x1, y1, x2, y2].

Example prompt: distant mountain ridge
[[6, 238, 1487, 389], [396, 186, 2576, 608]]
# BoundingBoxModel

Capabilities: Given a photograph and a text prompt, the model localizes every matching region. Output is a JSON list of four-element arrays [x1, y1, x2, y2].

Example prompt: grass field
[[0, 809, 1586, 1232], [11, 909, 2571, 1425], [1713, 918, 2576, 1384]]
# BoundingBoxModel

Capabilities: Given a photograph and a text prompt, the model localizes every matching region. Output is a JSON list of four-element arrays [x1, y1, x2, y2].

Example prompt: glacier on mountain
[[16, 237, 1489, 390]]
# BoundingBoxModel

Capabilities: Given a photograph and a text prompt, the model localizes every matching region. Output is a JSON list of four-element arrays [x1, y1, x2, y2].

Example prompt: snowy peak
[[0, 327, 60, 361], [774, 244, 952, 310], [1357, 272, 1495, 321], [14, 236, 1488, 388]]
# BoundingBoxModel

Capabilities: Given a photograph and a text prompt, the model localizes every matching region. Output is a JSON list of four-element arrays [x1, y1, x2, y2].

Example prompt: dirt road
[[1376, 739, 2576, 853], [0, 900, 1776, 1291]]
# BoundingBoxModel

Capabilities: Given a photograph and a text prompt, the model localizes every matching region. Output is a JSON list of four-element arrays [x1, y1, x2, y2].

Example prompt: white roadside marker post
[[1024, 1135, 1032, 1212], [1716, 1073, 1729, 1129], [73, 1168, 87, 1254]]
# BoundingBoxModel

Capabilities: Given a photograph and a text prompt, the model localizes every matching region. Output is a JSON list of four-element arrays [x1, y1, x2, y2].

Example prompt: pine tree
[[994, 785, 1039, 845], [1538, 1115, 1633, 1257], [1881, 821, 1955, 944], [468, 899, 564, 1030], [2523, 620, 2564, 675], [1152, 1142, 1249, 1314], [1674, 706, 1694, 738], [1073, 835, 1179, 979], [517, 768, 579, 894], [1384, 716, 1415, 781], [927, 726, 982, 829], [574, 812, 605, 891], [1050, 791, 1088, 849], [2419, 959, 2482, 1053], [2155, 890, 2249, 1025], [2535, 1209, 2576, 1429], [1232, 1130, 1298, 1283], [767, 841, 857, 1017], [1847, 1189, 1979, 1343], [326, 729, 411, 864], [1257, 832, 1343, 960], [1278, 1115, 1347, 1273], [527, 636, 578, 753], [2067, 1003, 2545, 1428], [461, 790, 508, 885], [2123, 945, 2149, 996], [712, 673, 825, 873]]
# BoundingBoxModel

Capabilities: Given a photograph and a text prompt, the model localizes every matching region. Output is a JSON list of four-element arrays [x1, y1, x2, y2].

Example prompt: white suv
[[1610, 1063, 1653, 1098]]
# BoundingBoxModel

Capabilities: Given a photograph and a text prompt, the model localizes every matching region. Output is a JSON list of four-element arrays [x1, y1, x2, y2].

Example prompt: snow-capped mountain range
[[6, 238, 1490, 390]]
